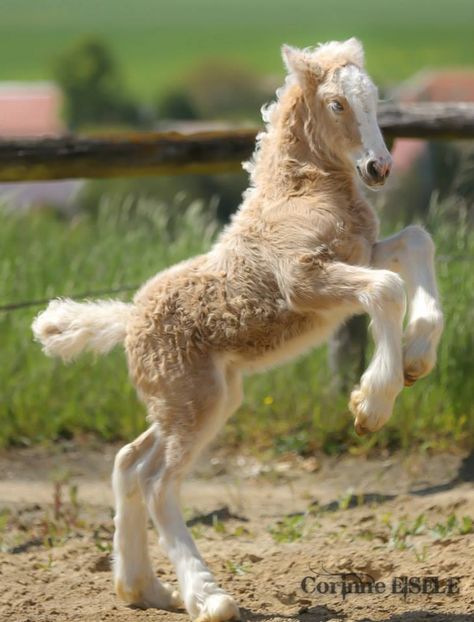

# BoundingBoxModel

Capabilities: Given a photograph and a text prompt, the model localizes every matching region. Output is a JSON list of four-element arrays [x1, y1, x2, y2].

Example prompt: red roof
[[392, 70, 474, 173], [0, 82, 64, 138], [395, 70, 474, 104]]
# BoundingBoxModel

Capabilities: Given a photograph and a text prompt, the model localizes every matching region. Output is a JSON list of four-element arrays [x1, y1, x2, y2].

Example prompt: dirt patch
[[1, 445, 473, 622]]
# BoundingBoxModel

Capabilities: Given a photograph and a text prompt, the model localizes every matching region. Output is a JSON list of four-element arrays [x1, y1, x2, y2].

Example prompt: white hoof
[[194, 593, 240, 622], [403, 314, 443, 386], [115, 575, 182, 610], [162, 582, 184, 609], [349, 384, 397, 435]]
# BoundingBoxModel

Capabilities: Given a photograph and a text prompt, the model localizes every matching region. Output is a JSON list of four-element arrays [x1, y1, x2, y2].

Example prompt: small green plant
[[431, 514, 473, 540], [94, 539, 113, 553], [338, 489, 353, 511], [190, 524, 205, 540], [189, 521, 251, 541], [0, 508, 12, 550], [384, 514, 426, 550], [460, 516, 473, 535], [35, 552, 54, 571], [30, 478, 86, 549], [356, 528, 377, 541], [212, 516, 227, 535], [229, 525, 251, 538], [268, 515, 306, 543], [381, 512, 473, 553], [338, 488, 365, 511], [413, 544, 429, 563], [92, 525, 113, 553], [226, 560, 250, 576]]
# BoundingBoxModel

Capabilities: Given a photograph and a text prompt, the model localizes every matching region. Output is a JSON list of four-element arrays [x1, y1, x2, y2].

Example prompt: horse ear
[[282, 45, 308, 77], [282, 45, 322, 86], [342, 37, 365, 67]]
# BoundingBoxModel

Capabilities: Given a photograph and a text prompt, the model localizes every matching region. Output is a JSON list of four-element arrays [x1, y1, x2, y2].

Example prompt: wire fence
[[1, 255, 472, 314], [0, 285, 137, 313]]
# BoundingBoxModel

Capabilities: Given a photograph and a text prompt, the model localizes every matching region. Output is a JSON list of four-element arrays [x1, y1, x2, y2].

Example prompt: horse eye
[[329, 100, 344, 113]]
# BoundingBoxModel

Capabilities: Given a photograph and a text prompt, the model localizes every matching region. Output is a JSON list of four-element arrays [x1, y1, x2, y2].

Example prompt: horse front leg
[[372, 225, 444, 386], [287, 259, 406, 434]]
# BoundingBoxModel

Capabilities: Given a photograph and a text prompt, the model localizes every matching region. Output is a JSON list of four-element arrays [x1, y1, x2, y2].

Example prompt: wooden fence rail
[[0, 103, 473, 182]]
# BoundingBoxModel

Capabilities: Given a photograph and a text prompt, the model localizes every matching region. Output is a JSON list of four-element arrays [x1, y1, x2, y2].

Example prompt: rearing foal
[[33, 38, 443, 622]]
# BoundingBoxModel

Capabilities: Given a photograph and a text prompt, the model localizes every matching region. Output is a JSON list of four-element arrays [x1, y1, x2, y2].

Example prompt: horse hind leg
[[140, 364, 242, 622], [112, 424, 182, 609]]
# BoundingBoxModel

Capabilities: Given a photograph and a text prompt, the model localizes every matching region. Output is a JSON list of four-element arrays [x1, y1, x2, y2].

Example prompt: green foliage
[[53, 37, 141, 129]]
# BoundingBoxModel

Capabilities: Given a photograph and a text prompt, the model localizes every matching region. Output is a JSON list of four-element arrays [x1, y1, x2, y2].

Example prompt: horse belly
[[240, 307, 349, 373]]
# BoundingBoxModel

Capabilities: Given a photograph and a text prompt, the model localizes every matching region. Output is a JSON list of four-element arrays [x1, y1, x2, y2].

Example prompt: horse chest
[[336, 201, 379, 265]]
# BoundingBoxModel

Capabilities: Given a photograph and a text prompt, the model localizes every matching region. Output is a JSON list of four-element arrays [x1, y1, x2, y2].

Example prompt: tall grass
[[0, 198, 218, 446], [0, 195, 472, 453]]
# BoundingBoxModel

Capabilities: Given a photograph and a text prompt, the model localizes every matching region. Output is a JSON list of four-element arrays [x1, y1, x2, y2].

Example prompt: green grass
[[0, 0, 473, 100], [0, 194, 473, 453], [0, 198, 218, 445]]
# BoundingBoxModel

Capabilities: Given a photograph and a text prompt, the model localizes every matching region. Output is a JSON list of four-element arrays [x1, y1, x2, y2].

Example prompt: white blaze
[[339, 65, 391, 165]]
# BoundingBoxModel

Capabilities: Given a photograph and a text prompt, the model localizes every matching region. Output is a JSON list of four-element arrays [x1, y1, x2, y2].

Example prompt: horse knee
[[114, 443, 137, 474], [362, 270, 406, 318], [113, 445, 140, 499], [403, 225, 435, 258], [113, 427, 158, 496]]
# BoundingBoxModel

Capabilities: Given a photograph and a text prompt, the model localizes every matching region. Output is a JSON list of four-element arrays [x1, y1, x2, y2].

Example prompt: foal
[[33, 38, 443, 622]]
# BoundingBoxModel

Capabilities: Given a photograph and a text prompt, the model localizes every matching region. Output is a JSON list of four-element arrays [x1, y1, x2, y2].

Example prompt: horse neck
[[247, 83, 355, 201]]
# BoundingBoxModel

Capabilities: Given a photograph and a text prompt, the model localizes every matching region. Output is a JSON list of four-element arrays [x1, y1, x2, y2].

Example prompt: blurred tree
[[156, 89, 198, 120], [186, 61, 271, 121], [54, 37, 141, 130], [155, 61, 275, 122]]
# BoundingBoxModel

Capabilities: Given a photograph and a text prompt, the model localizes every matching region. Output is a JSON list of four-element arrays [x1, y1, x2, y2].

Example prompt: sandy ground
[[1, 443, 473, 622]]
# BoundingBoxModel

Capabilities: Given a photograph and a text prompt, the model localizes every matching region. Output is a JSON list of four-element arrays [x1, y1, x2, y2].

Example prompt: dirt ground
[[1, 443, 473, 622]]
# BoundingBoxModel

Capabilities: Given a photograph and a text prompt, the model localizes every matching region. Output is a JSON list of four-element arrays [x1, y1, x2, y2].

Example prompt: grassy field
[[0, 0, 473, 100], [1, 195, 473, 454]]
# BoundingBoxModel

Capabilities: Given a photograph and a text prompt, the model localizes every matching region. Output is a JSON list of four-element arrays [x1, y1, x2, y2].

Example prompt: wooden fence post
[[328, 315, 368, 393]]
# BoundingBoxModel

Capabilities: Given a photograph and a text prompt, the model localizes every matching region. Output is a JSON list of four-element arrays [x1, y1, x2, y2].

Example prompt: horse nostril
[[367, 160, 380, 179]]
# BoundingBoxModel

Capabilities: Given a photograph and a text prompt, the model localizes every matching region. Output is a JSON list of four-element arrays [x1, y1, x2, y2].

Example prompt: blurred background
[[0, 0, 473, 456]]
